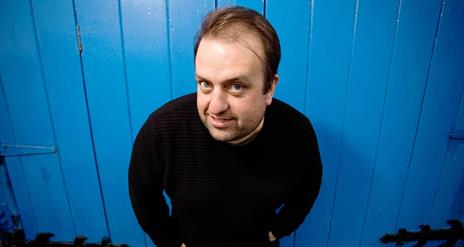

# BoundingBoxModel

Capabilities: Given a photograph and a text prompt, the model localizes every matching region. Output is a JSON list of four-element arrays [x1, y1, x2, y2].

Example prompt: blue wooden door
[[0, 1, 150, 246], [0, 0, 111, 243], [1, 0, 463, 247]]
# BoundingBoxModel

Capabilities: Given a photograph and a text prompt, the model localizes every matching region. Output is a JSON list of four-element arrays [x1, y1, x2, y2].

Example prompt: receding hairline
[[200, 24, 266, 57]]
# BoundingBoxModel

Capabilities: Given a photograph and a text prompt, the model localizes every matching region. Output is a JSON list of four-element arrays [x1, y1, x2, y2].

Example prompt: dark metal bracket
[[380, 219, 464, 246], [0, 230, 130, 247]]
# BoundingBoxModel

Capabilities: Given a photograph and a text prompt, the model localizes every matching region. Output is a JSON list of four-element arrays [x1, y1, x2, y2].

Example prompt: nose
[[208, 90, 229, 115]]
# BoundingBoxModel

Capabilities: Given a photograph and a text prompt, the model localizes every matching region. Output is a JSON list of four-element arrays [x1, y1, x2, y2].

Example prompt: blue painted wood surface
[[266, 1, 311, 246], [396, 0, 464, 230], [169, 0, 214, 97], [304, 0, 358, 246], [217, 0, 264, 14], [427, 1, 464, 235], [1, 0, 463, 246], [0, 78, 37, 238], [327, 0, 399, 245], [0, 0, 75, 240], [29, 0, 109, 241], [72, 0, 143, 246], [120, 0, 172, 136], [119, 1, 172, 246]]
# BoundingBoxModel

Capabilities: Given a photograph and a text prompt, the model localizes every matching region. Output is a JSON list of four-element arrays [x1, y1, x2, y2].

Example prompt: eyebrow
[[195, 74, 249, 85]]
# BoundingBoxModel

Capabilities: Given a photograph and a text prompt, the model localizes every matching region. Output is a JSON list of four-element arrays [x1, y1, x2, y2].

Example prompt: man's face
[[195, 35, 277, 145]]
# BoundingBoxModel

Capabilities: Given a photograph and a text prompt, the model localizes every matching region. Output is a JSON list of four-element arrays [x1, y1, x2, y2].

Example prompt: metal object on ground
[[0, 230, 129, 247], [380, 219, 464, 246]]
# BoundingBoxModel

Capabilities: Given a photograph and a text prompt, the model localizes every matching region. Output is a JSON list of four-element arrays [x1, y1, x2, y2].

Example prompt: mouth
[[208, 114, 234, 129]]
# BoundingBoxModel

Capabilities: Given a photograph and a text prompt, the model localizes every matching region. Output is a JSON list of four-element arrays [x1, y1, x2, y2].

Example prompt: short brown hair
[[194, 6, 281, 93]]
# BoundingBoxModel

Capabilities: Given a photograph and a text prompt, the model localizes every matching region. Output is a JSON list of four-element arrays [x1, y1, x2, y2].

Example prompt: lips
[[208, 114, 234, 129]]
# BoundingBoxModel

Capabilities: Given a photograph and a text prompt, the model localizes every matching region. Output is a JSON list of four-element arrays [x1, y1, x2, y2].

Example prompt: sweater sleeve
[[128, 117, 181, 247], [270, 119, 323, 238]]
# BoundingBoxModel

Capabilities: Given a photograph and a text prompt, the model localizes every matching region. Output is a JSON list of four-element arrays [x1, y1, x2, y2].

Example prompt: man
[[129, 6, 322, 247]]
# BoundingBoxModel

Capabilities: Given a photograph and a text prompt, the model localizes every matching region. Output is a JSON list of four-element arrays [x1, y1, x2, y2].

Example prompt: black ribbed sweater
[[129, 93, 322, 247]]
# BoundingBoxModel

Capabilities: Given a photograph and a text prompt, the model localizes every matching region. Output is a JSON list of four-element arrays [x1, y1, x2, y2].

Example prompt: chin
[[207, 128, 240, 143], [209, 131, 234, 142]]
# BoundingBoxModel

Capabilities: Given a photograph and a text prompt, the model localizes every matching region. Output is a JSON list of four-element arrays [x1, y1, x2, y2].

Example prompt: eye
[[229, 83, 244, 93], [198, 81, 211, 89]]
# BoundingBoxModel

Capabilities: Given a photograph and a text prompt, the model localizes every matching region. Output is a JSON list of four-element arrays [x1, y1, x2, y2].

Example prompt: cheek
[[196, 93, 208, 112], [232, 98, 266, 120]]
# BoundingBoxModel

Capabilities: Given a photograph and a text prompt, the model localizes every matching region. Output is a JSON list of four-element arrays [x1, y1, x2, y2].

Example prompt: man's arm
[[269, 119, 323, 238], [128, 118, 181, 247]]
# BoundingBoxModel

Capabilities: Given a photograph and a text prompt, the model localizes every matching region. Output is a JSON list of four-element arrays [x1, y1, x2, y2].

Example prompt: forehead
[[206, 25, 265, 57], [195, 34, 265, 72], [210, 23, 264, 50]]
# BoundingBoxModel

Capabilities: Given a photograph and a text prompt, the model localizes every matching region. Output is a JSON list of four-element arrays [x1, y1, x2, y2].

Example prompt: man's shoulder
[[268, 98, 310, 125], [145, 93, 198, 127], [152, 93, 196, 116], [266, 98, 316, 137]]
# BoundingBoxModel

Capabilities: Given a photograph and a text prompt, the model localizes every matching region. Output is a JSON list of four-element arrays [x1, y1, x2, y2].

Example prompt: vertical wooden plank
[[359, 0, 443, 245], [30, 0, 108, 241], [120, 0, 171, 139], [440, 93, 464, 222], [325, 0, 398, 246], [267, 0, 310, 113], [0, 0, 74, 240], [217, 0, 235, 8], [236, 0, 263, 14], [429, 141, 464, 226], [0, 156, 19, 230], [73, 1, 143, 246], [0, 78, 38, 239], [120, 1, 171, 246], [266, 1, 309, 246], [428, 0, 464, 227], [169, 0, 214, 97], [303, 0, 357, 246], [399, 0, 464, 229], [216, 0, 264, 14]]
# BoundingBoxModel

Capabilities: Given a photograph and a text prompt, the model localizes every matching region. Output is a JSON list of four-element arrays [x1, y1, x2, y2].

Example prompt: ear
[[265, 74, 279, 105]]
